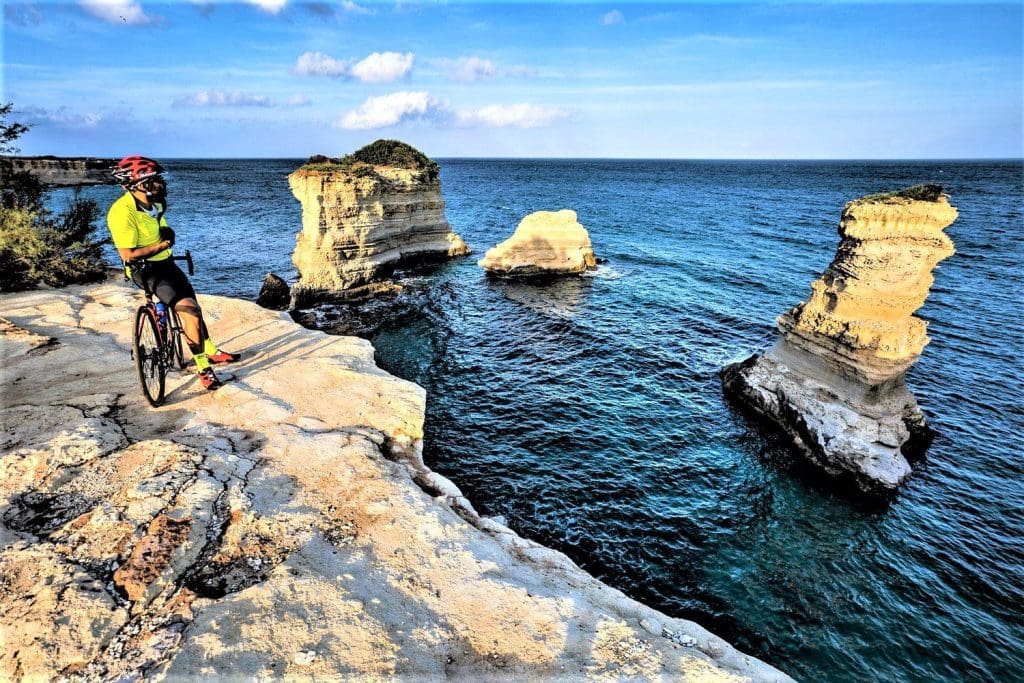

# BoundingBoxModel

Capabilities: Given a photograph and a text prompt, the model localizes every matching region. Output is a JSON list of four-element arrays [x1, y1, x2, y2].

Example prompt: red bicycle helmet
[[112, 155, 165, 186]]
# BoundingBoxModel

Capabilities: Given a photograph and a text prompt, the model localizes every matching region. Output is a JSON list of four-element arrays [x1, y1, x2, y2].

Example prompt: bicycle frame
[[128, 251, 194, 406]]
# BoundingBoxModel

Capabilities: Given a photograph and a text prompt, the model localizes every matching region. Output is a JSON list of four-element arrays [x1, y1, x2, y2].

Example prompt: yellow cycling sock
[[203, 338, 218, 356], [193, 352, 210, 372]]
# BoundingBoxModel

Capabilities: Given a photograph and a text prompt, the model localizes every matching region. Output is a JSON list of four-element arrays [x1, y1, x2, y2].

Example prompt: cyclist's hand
[[159, 226, 176, 247]]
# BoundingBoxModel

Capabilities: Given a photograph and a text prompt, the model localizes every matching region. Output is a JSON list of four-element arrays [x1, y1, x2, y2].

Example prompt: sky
[[2, 1, 1021, 159]]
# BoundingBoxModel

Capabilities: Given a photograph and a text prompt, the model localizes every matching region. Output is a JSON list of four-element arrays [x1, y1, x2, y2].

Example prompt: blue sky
[[3, 1, 1021, 158]]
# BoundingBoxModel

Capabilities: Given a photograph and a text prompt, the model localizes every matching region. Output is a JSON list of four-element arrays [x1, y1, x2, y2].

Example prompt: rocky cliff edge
[[0, 281, 789, 681], [5, 157, 118, 186]]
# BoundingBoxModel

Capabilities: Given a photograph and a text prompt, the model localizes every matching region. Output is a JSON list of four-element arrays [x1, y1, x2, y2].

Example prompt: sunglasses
[[132, 175, 166, 192]]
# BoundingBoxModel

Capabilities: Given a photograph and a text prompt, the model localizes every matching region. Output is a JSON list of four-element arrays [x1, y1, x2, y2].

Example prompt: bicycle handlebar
[[125, 249, 195, 279], [173, 250, 194, 276]]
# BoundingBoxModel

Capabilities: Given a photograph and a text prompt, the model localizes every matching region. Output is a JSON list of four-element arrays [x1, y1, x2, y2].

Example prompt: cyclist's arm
[[117, 240, 172, 262]]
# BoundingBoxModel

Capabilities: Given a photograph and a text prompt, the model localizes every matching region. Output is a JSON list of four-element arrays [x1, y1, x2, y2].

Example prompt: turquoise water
[[58, 159, 1024, 681]]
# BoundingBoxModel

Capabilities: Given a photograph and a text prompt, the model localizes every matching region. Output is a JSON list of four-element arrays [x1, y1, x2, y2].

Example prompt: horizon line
[[7, 154, 1023, 163]]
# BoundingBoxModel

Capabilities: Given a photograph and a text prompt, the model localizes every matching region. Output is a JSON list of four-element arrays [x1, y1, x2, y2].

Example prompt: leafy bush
[[0, 102, 108, 292], [0, 208, 48, 290], [301, 139, 439, 181], [0, 197, 107, 291], [349, 139, 436, 171], [859, 184, 945, 204]]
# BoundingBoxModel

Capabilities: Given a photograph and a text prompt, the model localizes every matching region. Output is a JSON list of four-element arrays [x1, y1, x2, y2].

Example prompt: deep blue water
[[55, 159, 1024, 682]]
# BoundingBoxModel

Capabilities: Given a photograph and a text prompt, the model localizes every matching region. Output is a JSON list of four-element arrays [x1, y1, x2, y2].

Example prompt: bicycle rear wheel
[[133, 305, 165, 406], [170, 309, 187, 370]]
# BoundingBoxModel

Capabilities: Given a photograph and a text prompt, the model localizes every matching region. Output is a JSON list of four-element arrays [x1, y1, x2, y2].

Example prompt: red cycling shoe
[[198, 368, 222, 390], [208, 350, 241, 364]]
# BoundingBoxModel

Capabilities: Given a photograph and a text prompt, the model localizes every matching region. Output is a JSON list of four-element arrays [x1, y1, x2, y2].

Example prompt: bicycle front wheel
[[133, 305, 166, 406]]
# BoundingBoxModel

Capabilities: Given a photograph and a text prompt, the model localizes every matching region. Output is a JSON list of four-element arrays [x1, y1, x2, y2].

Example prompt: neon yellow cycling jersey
[[107, 192, 172, 262]]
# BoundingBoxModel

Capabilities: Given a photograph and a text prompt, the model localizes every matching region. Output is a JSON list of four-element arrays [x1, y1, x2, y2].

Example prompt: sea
[[50, 158, 1024, 682]]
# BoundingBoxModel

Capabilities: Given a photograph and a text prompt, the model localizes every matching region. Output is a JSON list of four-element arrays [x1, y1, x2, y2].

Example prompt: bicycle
[[127, 251, 194, 407]]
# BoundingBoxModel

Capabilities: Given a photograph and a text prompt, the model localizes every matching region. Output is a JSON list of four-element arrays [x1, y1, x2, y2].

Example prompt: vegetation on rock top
[[300, 139, 439, 181], [857, 184, 945, 204]]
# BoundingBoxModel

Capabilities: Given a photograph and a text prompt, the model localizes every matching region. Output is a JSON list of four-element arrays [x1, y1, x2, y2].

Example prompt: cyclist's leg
[[150, 264, 211, 374], [161, 265, 239, 363]]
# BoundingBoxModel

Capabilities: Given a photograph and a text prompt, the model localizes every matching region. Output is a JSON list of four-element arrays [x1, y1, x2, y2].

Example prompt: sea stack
[[288, 140, 469, 306], [722, 185, 958, 497], [478, 209, 597, 276]]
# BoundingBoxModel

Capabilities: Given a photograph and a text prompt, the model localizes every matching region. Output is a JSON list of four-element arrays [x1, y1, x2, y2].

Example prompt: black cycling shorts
[[131, 259, 197, 308]]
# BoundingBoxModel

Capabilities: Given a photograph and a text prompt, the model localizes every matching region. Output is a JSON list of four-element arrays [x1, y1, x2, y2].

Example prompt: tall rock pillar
[[722, 185, 958, 497], [288, 141, 469, 306]]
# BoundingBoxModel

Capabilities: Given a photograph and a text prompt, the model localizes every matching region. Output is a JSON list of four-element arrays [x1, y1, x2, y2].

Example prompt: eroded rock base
[[722, 344, 932, 498]]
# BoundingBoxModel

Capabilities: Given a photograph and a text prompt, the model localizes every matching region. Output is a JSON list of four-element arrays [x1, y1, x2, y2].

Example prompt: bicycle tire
[[133, 305, 166, 406], [170, 309, 187, 370]]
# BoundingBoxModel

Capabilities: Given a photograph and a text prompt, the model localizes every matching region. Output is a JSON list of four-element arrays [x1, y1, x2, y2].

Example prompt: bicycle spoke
[[133, 306, 166, 406]]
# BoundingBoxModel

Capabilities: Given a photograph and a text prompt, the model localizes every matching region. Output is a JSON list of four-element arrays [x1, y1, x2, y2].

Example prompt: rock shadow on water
[[290, 260, 463, 339], [487, 274, 596, 319]]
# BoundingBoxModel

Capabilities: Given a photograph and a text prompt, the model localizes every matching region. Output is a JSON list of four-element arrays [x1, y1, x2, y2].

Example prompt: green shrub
[[0, 199, 107, 291], [0, 102, 109, 292], [0, 208, 48, 290], [859, 184, 945, 204], [350, 139, 436, 171], [301, 139, 440, 181]]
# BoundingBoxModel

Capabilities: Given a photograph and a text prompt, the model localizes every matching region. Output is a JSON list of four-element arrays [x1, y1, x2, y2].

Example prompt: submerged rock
[[288, 140, 469, 306], [478, 209, 597, 277], [255, 272, 290, 310], [722, 185, 958, 497]]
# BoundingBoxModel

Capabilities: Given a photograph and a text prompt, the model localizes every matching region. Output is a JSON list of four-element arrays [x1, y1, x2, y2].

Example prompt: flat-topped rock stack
[[479, 209, 597, 277], [6, 156, 118, 186], [722, 185, 958, 497], [288, 140, 469, 306]]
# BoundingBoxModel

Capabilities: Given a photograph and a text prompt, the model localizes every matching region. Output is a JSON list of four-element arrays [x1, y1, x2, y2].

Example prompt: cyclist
[[108, 155, 240, 391]]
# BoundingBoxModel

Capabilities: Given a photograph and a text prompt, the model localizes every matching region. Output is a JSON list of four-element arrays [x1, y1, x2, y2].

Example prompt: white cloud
[[599, 10, 624, 26], [462, 103, 569, 128], [337, 92, 569, 131], [19, 105, 134, 130], [350, 52, 415, 83], [245, 0, 287, 14], [79, 0, 151, 25], [445, 56, 497, 82], [336, 91, 441, 130], [295, 51, 351, 77], [294, 51, 413, 82], [173, 90, 274, 107], [287, 94, 312, 106], [340, 0, 373, 15], [433, 57, 538, 81]]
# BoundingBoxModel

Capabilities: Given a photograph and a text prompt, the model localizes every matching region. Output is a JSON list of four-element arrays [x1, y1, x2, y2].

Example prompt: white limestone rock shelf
[[1, 281, 790, 681]]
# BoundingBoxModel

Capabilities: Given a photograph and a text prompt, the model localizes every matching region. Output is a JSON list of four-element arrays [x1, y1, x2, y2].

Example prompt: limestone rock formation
[[255, 272, 290, 310], [722, 185, 957, 497], [6, 156, 118, 186], [479, 209, 598, 276], [288, 141, 469, 306], [1, 282, 789, 681]]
